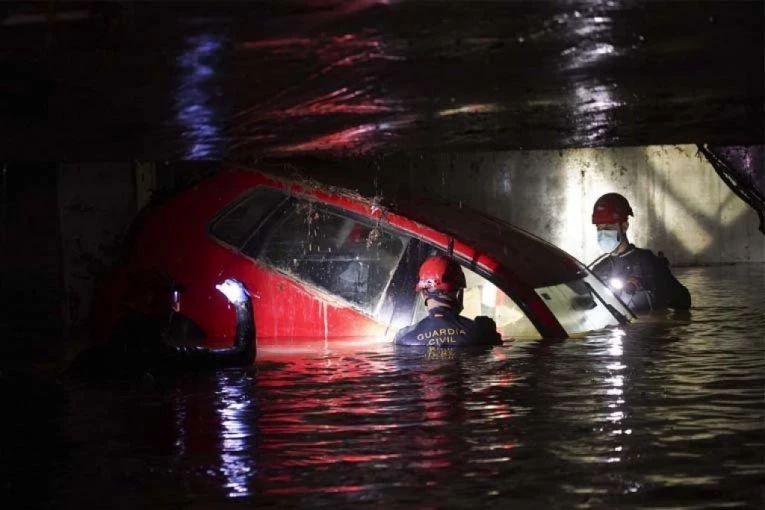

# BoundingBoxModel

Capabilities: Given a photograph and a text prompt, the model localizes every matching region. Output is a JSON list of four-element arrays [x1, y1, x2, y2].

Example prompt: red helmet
[[592, 193, 633, 224], [416, 255, 466, 292]]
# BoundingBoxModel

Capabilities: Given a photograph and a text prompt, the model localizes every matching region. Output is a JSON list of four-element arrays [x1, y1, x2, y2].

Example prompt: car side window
[[257, 199, 408, 315], [209, 187, 286, 249]]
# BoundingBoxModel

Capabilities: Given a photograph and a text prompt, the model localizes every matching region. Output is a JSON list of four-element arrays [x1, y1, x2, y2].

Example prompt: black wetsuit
[[68, 295, 255, 380], [393, 306, 501, 347], [591, 244, 691, 312]]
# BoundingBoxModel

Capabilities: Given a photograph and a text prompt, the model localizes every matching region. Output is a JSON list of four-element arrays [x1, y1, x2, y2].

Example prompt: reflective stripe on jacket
[[393, 306, 501, 347]]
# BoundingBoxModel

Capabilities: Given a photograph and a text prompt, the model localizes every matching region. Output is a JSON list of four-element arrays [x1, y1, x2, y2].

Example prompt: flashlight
[[172, 290, 181, 312], [609, 277, 638, 295], [216, 278, 249, 306]]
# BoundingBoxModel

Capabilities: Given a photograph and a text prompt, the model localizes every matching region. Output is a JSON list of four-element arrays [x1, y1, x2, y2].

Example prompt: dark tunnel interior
[[0, 0, 762, 160], [0, 3, 764, 508]]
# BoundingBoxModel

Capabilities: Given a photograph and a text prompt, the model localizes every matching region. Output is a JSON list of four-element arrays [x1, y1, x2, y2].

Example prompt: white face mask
[[597, 230, 621, 253]]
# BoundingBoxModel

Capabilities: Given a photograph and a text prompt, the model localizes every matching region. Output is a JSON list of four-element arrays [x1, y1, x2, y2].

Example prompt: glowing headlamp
[[608, 278, 624, 291]]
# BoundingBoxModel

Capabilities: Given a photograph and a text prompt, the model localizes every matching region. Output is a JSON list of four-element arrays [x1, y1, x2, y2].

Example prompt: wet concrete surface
[[1, 264, 763, 508], [0, 1, 762, 160]]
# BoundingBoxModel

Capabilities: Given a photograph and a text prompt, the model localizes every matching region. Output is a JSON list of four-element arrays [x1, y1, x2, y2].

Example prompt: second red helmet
[[416, 255, 466, 292], [592, 193, 633, 224]]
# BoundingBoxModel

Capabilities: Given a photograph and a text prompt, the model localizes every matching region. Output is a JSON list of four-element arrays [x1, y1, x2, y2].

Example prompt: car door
[[215, 188, 410, 347]]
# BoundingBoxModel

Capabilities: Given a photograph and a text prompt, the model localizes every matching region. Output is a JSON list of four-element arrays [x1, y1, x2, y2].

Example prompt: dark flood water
[[2, 264, 763, 509]]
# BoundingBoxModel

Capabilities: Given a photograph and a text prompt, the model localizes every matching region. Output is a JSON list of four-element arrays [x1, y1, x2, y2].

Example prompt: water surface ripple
[[3, 265, 763, 509]]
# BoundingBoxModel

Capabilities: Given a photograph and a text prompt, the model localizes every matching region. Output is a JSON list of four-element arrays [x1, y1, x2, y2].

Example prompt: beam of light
[[608, 278, 624, 291]]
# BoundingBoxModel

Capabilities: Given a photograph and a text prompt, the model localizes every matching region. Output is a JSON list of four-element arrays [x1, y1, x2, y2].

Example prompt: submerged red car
[[92, 167, 632, 355]]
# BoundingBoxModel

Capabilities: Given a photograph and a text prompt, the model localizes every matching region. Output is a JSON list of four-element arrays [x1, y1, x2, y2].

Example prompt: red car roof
[[389, 194, 585, 289], [218, 168, 585, 290]]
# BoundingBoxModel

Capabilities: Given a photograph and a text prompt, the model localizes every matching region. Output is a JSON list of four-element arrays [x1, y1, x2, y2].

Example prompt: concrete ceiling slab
[[0, 0, 762, 160]]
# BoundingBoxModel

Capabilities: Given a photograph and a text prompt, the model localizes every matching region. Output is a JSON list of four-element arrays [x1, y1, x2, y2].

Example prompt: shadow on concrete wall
[[641, 154, 763, 266]]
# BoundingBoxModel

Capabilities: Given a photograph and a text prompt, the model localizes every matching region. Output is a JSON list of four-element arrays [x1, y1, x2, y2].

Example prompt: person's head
[[416, 254, 466, 313], [592, 193, 633, 254]]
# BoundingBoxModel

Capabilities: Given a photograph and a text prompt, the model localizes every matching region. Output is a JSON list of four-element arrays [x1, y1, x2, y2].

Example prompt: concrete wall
[[58, 163, 137, 329], [0, 166, 64, 355], [370, 144, 764, 266], [56, 161, 217, 333]]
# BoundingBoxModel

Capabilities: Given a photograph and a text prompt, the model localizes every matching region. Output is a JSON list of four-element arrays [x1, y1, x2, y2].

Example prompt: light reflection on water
[[175, 32, 226, 159], [6, 264, 765, 508]]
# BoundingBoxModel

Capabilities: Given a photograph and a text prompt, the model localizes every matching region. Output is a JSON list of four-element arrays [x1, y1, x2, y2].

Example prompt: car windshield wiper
[[583, 281, 632, 326]]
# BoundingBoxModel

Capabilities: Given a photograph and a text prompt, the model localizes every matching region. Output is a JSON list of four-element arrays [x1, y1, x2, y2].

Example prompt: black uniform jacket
[[393, 306, 502, 347], [591, 244, 691, 312]]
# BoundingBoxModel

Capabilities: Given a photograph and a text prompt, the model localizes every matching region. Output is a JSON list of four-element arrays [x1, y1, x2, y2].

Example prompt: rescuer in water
[[394, 255, 502, 347], [589, 193, 691, 313], [67, 278, 255, 380]]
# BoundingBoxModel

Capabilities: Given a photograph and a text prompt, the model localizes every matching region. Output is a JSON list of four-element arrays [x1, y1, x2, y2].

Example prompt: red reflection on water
[[232, 14, 408, 156], [271, 124, 381, 153], [169, 348, 516, 498], [281, 88, 395, 117], [266, 484, 368, 495]]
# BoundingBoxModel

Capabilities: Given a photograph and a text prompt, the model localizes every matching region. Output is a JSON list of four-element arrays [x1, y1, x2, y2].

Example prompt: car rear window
[[209, 187, 286, 248]]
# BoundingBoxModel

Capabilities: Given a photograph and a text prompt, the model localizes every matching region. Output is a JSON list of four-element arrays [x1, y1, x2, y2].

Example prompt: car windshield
[[411, 263, 630, 340], [392, 195, 585, 289], [393, 195, 631, 336], [534, 271, 632, 336], [460, 266, 541, 339]]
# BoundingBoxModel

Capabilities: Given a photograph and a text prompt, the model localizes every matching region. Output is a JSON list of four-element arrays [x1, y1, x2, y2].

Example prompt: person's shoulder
[[626, 245, 660, 261], [590, 253, 612, 271], [453, 313, 475, 326], [469, 315, 502, 345], [629, 244, 665, 257], [631, 245, 655, 256], [393, 322, 420, 345], [631, 246, 671, 266], [472, 315, 496, 331]]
